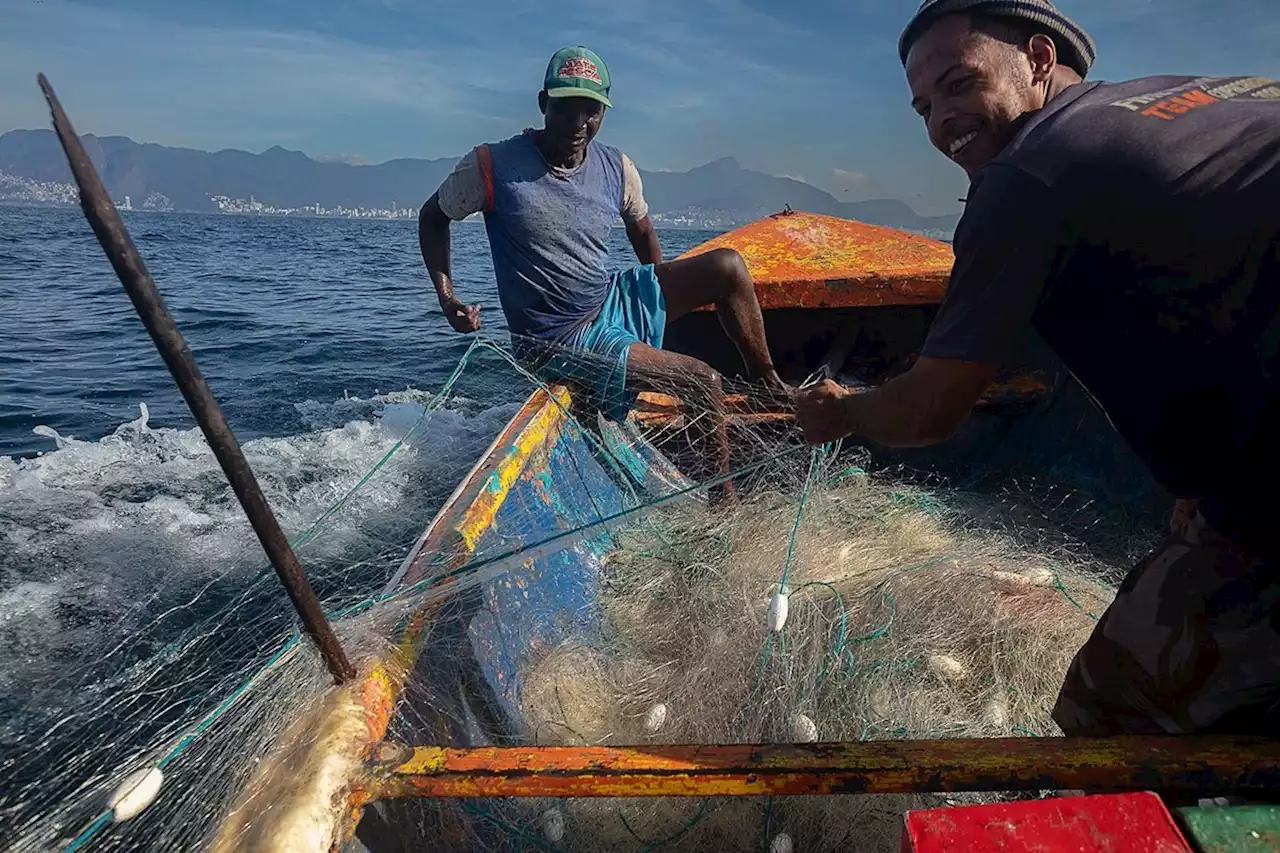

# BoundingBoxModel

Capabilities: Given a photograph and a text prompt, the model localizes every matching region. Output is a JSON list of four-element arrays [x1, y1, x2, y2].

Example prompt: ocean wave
[[0, 389, 519, 696]]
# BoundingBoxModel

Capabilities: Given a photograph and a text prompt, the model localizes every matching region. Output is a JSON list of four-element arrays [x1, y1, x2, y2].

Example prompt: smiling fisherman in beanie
[[899, 0, 1096, 77], [796, 1, 1280, 746]]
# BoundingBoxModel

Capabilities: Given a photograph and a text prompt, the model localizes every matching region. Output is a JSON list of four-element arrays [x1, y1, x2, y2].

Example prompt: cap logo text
[[557, 57, 601, 83]]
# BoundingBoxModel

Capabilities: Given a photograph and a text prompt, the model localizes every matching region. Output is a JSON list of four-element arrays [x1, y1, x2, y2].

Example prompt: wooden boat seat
[[631, 373, 1051, 430]]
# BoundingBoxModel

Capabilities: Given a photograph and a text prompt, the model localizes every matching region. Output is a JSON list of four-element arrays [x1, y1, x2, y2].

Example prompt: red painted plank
[[902, 792, 1194, 853]]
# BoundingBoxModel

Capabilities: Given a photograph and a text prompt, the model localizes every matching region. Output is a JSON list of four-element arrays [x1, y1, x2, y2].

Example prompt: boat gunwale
[[382, 385, 563, 593], [207, 385, 576, 853], [332, 385, 576, 846]]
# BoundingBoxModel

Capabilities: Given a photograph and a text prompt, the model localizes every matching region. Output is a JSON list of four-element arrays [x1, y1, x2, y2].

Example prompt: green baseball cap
[[543, 46, 612, 108]]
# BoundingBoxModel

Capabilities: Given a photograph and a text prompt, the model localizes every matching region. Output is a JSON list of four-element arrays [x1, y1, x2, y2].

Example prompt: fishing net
[[0, 331, 1157, 853]]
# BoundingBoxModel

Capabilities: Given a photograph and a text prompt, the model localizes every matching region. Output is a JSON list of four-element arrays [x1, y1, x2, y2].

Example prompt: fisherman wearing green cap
[[796, 0, 1280, 739], [419, 46, 787, 483]]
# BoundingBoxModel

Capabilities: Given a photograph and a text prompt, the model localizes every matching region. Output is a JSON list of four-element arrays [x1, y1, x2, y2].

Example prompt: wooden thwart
[[630, 370, 1049, 430], [369, 736, 1280, 800], [632, 391, 793, 429]]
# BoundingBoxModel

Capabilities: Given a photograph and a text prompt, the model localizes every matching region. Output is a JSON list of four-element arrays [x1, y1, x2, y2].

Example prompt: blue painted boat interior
[[390, 393, 689, 749]]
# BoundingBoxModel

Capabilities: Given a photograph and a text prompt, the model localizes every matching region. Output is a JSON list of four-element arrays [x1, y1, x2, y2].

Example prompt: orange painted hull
[[675, 208, 953, 311]]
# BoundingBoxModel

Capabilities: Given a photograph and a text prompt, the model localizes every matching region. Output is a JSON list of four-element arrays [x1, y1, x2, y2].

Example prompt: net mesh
[[0, 333, 1157, 853]]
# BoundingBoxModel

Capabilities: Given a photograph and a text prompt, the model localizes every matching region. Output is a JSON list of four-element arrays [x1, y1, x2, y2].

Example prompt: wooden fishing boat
[[204, 212, 1280, 853], [31, 73, 1273, 849], [208, 381, 1280, 853]]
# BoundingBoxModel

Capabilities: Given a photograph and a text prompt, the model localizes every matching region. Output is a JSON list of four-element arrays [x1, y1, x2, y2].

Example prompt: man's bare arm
[[625, 215, 662, 266], [419, 194, 481, 333], [795, 356, 1000, 447]]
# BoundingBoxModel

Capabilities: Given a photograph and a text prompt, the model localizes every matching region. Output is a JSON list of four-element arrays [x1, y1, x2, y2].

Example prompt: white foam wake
[[0, 388, 517, 701]]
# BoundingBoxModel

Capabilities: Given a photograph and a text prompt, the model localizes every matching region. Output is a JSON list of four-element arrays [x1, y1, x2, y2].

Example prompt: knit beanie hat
[[898, 0, 1097, 77]]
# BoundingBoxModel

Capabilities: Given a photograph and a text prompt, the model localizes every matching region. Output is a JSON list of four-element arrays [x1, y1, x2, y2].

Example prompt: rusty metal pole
[[37, 73, 356, 684]]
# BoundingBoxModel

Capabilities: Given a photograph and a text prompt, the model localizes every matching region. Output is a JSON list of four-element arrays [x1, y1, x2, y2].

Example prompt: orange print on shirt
[[1141, 89, 1221, 120]]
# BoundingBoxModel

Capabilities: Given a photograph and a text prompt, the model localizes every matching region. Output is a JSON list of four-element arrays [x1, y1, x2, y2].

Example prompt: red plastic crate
[[902, 792, 1194, 852]]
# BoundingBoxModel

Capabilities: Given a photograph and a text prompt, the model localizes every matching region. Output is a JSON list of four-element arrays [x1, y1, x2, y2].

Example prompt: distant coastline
[[0, 201, 950, 239], [0, 199, 742, 231], [0, 129, 961, 238]]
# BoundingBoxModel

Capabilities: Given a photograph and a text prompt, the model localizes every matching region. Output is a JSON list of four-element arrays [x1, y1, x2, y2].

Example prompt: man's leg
[[1052, 512, 1280, 741], [654, 248, 788, 394], [624, 342, 733, 500]]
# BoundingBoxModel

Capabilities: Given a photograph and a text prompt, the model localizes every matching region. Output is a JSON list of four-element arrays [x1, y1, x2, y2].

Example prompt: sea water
[[0, 204, 720, 845]]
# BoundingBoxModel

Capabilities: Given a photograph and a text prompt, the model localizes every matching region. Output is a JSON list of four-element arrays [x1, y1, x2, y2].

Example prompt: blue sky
[[1, 0, 1277, 215]]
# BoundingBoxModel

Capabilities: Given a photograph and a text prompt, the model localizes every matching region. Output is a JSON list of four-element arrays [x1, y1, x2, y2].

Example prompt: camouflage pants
[[1052, 512, 1280, 736]]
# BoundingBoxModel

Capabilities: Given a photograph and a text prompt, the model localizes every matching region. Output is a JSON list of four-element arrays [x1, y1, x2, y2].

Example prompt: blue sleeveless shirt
[[479, 131, 626, 341]]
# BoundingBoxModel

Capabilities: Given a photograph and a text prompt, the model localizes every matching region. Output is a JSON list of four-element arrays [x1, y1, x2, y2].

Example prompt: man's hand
[[795, 379, 854, 444], [441, 297, 482, 333]]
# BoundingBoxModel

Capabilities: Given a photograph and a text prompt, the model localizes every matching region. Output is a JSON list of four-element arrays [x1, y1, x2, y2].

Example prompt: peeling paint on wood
[[675, 210, 954, 310], [371, 736, 1280, 800]]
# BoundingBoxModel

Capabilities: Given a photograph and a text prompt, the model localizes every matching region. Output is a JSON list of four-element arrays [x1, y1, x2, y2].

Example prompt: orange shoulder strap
[[476, 144, 495, 213]]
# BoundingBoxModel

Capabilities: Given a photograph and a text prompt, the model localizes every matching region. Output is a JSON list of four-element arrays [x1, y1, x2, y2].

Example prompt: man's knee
[[690, 359, 721, 388], [1051, 663, 1118, 736], [676, 357, 722, 398], [705, 248, 751, 291], [1050, 530, 1280, 737]]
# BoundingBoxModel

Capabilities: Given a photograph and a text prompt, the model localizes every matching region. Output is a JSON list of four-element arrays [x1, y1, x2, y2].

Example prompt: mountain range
[[0, 129, 960, 233]]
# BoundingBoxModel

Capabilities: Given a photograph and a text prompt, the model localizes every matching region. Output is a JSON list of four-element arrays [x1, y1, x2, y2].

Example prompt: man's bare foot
[[765, 371, 793, 396], [745, 370, 794, 409]]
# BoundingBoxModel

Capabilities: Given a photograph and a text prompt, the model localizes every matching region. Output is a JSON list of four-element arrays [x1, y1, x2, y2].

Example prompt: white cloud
[[0, 0, 529, 156], [0, 0, 848, 165], [824, 167, 905, 205], [831, 168, 870, 188], [549, 0, 835, 119], [315, 153, 373, 165]]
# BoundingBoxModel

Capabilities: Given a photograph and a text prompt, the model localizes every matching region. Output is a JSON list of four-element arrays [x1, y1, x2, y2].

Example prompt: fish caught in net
[[0, 333, 1150, 853]]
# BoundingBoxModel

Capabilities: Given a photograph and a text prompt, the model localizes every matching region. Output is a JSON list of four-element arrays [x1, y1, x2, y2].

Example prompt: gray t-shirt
[[922, 75, 1280, 552]]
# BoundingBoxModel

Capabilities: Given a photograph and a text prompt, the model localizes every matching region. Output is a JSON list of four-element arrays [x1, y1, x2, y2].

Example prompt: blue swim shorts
[[529, 264, 667, 422]]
